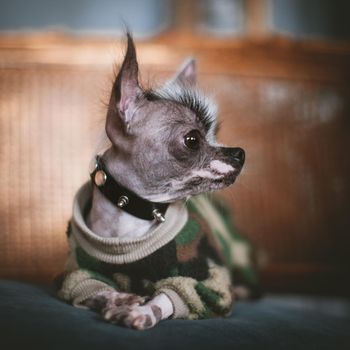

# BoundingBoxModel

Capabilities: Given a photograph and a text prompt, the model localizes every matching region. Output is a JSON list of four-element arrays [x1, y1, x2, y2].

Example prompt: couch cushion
[[1, 280, 349, 350]]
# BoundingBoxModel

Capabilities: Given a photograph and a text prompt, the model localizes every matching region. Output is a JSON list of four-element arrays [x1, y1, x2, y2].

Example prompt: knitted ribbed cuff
[[72, 280, 115, 307], [157, 288, 190, 319], [58, 269, 117, 307]]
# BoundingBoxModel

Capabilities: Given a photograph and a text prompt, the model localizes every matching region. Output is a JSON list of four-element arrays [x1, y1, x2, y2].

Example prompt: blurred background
[[0, 0, 349, 297]]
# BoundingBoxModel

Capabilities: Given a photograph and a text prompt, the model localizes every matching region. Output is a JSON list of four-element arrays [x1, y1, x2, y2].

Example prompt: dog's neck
[[86, 149, 158, 239], [86, 145, 175, 239], [87, 186, 156, 239]]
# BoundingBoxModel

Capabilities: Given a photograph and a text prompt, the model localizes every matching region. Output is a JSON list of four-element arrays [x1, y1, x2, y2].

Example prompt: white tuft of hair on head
[[155, 82, 218, 139]]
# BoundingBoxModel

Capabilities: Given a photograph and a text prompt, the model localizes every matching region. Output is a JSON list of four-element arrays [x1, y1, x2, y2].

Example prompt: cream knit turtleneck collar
[[70, 182, 188, 264]]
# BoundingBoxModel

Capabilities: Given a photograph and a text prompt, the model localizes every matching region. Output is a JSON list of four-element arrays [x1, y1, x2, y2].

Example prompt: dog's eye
[[184, 130, 200, 150]]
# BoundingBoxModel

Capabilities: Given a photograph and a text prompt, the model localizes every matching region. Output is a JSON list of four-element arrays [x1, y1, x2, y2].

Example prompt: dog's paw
[[101, 290, 146, 309], [83, 290, 146, 312], [103, 303, 162, 330]]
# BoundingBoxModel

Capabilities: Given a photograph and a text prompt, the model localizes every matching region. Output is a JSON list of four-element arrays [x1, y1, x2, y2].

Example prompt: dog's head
[[103, 34, 245, 202]]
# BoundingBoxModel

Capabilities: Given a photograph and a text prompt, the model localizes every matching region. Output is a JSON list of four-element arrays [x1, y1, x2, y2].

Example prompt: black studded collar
[[90, 156, 169, 222]]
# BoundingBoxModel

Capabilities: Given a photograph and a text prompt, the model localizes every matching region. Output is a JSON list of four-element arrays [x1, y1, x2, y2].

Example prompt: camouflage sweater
[[58, 182, 260, 320]]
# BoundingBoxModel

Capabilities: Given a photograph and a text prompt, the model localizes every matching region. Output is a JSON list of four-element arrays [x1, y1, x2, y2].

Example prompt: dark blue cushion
[[0, 280, 349, 350]]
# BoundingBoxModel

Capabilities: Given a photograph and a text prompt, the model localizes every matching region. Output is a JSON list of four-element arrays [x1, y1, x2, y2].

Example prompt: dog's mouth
[[189, 172, 237, 187], [142, 165, 243, 203], [165, 169, 240, 202]]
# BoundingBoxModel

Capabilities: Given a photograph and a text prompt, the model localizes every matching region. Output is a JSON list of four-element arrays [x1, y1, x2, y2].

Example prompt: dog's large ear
[[106, 33, 142, 135], [171, 58, 196, 87]]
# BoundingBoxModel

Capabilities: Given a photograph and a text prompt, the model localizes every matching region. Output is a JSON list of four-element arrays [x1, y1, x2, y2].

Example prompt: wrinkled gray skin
[[83, 34, 245, 329]]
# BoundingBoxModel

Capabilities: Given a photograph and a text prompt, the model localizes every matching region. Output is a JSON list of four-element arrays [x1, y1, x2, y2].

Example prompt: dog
[[58, 33, 260, 330]]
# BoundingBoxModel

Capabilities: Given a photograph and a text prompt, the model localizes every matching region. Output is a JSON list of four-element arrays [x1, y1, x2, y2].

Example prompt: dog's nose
[[231, 147, 245, 166]]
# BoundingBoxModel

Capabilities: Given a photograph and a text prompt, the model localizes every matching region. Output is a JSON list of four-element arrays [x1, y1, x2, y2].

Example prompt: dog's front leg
[[84, 291, 173, 330], [82, 290, 145, 313], [109, 292, 174, 330]]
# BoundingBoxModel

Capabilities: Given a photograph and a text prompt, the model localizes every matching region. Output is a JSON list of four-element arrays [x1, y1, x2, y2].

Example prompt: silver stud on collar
[[153, 209, 166, 223], [117, 195, 129, 208], [94, 170, 107, 186]]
